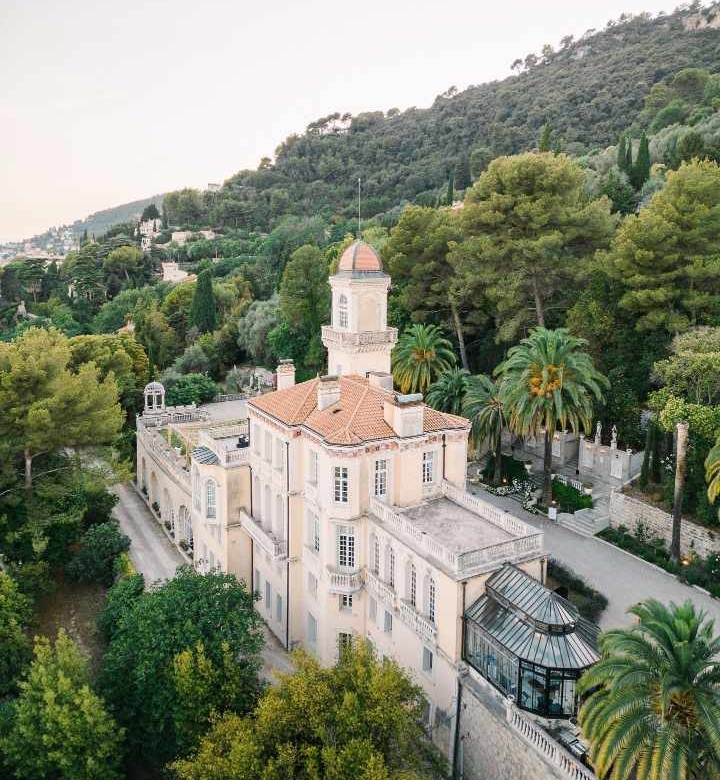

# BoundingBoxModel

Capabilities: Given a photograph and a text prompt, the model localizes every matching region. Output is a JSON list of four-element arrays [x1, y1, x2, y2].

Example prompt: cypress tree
[[625, 141, 633, 179], [446, 172, 454, 206], [639, 423, 652, 487], [617, 135, 627, 173], [189, 269, 216, 334], [538, 122, 553, 152], [632, 132, 651, 189], [651, 422, 663, 484]]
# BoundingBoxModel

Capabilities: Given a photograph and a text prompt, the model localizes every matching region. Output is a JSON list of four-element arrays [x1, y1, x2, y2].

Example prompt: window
[[276, 594, 283, 622], [423, 647, 434, 674], [338, 294, 348, 329], [307, 612, 317, 644], [422, 451, 435, 484], [384, 610, 393, 634], [369, 596, 377, 622], [428, 578, 436, 623], [388, 546, 395, 588], [371, 536, 380, 576], [374, 459, 387, 498], [334, 466, 349, 503], [340, 594, 353, 611], [206, 480, 217, 519], [409, 563, 417, 608], [264, 431, 272, 462], [192, 468, 200, 510], [307, 572, 318, 597], [313, 515, 320, 553], [337, 525, 355, 569], [265, 581, 271, 611], [338, 632, 353, 654], [254, 568, 260, 593], [308, 450, 318, 484]]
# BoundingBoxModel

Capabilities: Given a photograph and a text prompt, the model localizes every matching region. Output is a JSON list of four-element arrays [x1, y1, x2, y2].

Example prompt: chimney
[[317, 374, 341, 411], [368, 371, 394, 392], [276, 359, 295, 391], [383, 393, 424, 437]]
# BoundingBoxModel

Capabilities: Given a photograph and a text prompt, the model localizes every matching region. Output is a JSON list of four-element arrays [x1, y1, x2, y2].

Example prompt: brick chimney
[[276, 359, 295, 391], [383, 392, 423, 437], [317, 375, 341, 411]]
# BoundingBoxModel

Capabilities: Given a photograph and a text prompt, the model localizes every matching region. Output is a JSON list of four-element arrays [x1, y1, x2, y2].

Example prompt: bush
[[66, 522, 131, 587], [552, 479, 593, 513], [97, 572, 145, 641], [164, 373, 218, 405], [547, 559, 608, 622]]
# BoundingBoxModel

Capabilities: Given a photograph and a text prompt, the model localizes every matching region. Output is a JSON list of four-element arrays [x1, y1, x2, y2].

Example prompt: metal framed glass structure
[[464, 565, 600, 718]]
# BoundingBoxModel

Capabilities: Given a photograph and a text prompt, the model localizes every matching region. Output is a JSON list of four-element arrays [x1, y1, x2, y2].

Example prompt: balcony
[[198, 428, 251, 468], [238, 509, 287, 560], [326, 567, 363, 594], [399, 600, 437, 644], [321, 325, 398, 349], [364, 569, 397, 610]]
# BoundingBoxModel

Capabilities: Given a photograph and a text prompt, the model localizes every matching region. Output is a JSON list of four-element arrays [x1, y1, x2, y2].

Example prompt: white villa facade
[[136, 241, 598, 780]]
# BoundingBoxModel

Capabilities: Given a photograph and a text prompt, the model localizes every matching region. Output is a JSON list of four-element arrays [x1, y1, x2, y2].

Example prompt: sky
[[0, 0, 682, 242]]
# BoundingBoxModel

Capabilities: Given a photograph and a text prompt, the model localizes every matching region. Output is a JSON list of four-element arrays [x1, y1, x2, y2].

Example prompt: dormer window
[[338, 294, 348, 329]]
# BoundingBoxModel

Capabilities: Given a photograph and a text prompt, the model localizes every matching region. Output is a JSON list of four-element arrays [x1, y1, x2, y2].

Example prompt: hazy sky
[[0, 0, 681, 242]]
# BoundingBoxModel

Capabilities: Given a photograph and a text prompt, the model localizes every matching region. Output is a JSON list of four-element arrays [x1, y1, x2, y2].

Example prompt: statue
[[594, 421, 602, 445], [611, 424, 618, 448]]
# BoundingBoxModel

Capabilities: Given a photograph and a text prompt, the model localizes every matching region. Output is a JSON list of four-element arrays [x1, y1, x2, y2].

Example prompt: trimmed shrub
[[66, 522, 131, 587]]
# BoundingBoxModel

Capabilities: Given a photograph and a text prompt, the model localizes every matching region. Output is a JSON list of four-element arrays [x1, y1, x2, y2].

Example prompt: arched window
[[206, 479, 217, 519], [386, 545, 395, 588], [338, 294, 348, 329], [427, 577, 436, 623], [371, 535, 380, 576], [193, 467, 201, 510], [408, 562, 417, 608]]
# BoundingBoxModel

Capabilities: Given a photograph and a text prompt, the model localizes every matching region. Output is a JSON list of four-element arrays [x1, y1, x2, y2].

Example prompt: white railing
[[204, 422, 249, 439], [326, 567, 363, 593], [505, 701, 597, 780], [369, 488, 543, 575], [554, 474, 585, 492], [137, 423, 191, 489], [212, 392, 247, 402], [365, 569, 397, 609], [399, 600, 437, 644], [238, 509, 287, 559], [321, 325, 398, 347], [197, 426, 251, 467]]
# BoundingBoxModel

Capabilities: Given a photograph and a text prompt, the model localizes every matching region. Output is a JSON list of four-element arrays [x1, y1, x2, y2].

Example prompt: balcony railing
[[399, 600, 437, 644], [238, 509, 287, 560], [364, 569, 397, 610], [505, 700, 597, 780], [198, 427, 251, 468], [326, 567, 363, 594], [137, 422, 191, 489], [369, 483, 543, 576], [321, 325, 398, 348]]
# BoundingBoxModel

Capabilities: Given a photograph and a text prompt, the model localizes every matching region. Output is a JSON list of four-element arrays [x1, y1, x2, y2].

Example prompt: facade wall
[[609, 490, 720, 558]]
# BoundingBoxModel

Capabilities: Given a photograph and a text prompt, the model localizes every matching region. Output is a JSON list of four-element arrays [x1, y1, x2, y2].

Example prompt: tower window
[[338, 294, 348, 329]]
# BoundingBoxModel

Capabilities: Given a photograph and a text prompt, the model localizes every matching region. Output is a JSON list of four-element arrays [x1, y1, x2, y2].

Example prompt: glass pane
[[520, 664, 547, 714]]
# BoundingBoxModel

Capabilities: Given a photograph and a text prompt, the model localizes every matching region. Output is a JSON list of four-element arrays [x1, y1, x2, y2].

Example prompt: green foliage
[[164, 373, 218, 405], [392, 323, 456, 394], [237, 296, 280, 367], [66, 521, 131, 587], [653, 327, 720, 406], [631, 132, 651, 188], [579, 599, 720, 780], [97, 572, 145, 640], [613, 160, 720, 333], [1, 631, 125, 780], [171, 640, 443, 780], [463, 374, 505, 484], [551, 479, 593, 514], [0, 571, 32, 695], [99, 567, 264, 767], [546, 559, 608, 622], [425, 367, 470, 414], [190, 269, 217, 334]]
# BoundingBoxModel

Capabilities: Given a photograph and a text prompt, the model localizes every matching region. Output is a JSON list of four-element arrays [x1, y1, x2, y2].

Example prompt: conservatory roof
[[191, 446, 220, 466], [466, 565, 600, 670]]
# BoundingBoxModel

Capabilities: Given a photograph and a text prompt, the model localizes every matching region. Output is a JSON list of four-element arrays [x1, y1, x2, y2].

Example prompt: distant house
[[138, 218, 163, 251], [171, 230, 216, 247], [161, 262, 196, 284]]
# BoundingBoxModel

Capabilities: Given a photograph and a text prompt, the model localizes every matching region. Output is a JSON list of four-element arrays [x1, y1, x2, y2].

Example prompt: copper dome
[[337, 240, 383, 274]]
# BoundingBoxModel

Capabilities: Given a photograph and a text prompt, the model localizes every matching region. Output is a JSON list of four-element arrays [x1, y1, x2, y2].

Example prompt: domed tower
[[321, 241, 397, 377]]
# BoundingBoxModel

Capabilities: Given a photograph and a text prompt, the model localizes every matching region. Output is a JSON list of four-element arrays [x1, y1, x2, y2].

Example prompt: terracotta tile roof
[[248, 375, 468, 445], [337, 241, 384, 273]]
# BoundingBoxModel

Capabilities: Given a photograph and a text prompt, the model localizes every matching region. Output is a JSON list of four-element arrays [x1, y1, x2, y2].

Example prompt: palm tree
[[671, 421, 689, 564], [495, 327, 608, 506], [578, 600, 720, 780], [392, 324, 456, 394], [463, 375, 505, 485], [704, 433, 720, 513], [425, 367, 470, 415]]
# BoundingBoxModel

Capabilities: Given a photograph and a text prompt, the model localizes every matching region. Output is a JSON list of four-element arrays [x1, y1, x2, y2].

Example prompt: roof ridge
[[341, 384, 370, 439], [291, 377, 320, 421]]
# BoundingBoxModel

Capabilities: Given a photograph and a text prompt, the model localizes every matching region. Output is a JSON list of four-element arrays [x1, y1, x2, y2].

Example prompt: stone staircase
[[557, 494, 610, 537]]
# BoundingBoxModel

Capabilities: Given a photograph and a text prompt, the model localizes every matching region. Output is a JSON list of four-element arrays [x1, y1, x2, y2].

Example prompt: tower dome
[[337, 241, 384, 275]]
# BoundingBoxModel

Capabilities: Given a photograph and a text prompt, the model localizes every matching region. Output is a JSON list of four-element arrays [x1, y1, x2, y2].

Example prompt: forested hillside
[[67, 194, 165, 239]]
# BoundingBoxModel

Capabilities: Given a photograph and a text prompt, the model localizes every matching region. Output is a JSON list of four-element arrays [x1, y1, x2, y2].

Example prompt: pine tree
[[617, 135, 628, 173], [632, 131, 651, 188], [625, 141, 633, 178], [189, 269, 217, 334], [446, 172, 454, 205]]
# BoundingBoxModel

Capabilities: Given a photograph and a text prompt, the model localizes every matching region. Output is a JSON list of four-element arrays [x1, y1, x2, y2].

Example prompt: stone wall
[[609, 491, 720, 559], [458, 669, 586, 780]]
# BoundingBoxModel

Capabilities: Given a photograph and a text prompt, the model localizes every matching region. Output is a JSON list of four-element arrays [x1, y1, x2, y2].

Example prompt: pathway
[[472, 484, 720, 629], [112, 482, 293, 681]]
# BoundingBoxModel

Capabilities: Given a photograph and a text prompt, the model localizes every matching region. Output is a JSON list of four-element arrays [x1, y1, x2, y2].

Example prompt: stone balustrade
[[326, 567, 363, 594], [399, 599, 437, 644], [137, 421, 191, 490], [321, 325, 398, 347], [238, 509, 287, 560], [365, 569, 397, 609], [505, 700, 597, 780]]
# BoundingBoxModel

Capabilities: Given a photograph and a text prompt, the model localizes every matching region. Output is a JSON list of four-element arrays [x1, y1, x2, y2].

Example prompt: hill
[[68, 194, 165, 239]]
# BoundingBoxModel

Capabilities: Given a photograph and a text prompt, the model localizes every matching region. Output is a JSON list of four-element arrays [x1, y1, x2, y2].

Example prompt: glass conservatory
[[464, 564, 600, 718]]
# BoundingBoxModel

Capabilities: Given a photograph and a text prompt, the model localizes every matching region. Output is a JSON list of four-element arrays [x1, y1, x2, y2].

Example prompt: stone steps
[[557, 498, 610, 537]]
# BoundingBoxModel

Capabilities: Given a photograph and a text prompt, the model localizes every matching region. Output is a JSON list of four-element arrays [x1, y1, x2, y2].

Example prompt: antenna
[[357, 177, 362, 240]]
